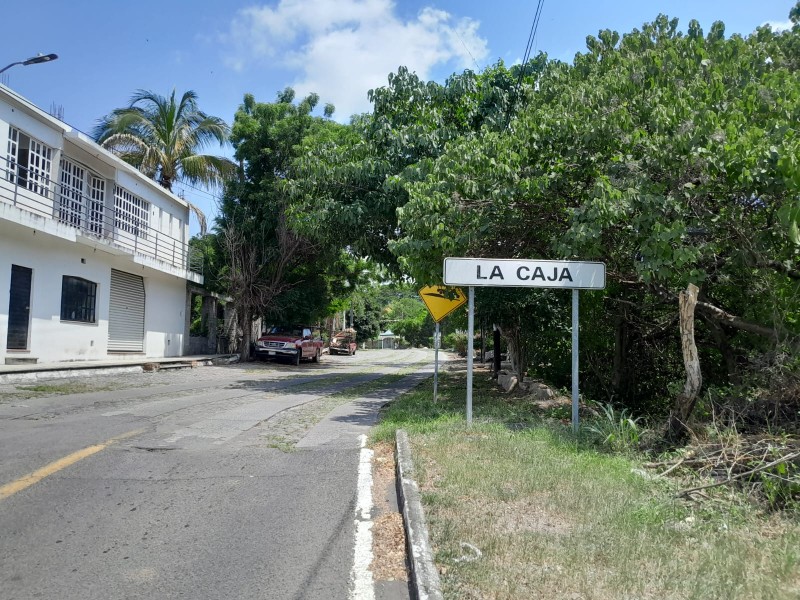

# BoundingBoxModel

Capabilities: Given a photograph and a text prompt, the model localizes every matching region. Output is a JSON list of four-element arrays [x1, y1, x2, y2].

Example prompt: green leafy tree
[[289, 62, 530, 273], [391, 10, 800, 420], [215, 90, 346, 358]]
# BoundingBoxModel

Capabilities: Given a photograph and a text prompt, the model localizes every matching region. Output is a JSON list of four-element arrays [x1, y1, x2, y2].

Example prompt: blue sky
[[2, 0, 796, 234]]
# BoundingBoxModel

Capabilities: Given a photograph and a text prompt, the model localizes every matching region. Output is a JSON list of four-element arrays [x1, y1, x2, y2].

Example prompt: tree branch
[[695, 301, 778, 341], [757, 260, 800, 280], [676, 451, 800, 498]]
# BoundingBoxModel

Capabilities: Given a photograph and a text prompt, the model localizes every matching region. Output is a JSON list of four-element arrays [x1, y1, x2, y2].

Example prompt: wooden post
[[668, 283, 702, 439]]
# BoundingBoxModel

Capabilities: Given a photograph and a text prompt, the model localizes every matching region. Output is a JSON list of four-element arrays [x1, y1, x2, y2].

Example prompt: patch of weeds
[[758, 459, 800, 510], [585, 402, 644, 452], [332, 373, 406, 400], [262, 437, 298, 453], [3, 381, 119, 401], [543, 404, 571, 421]]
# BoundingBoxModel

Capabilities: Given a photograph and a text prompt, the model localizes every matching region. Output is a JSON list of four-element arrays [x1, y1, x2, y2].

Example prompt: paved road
[[0, 348, 433, 600]]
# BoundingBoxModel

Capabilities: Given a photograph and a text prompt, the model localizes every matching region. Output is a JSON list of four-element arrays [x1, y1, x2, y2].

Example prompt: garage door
[[108, 269, 145, 352]]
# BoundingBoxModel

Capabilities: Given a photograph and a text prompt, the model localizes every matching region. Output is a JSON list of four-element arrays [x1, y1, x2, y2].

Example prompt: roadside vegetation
[[373, 368, 800, 599], [0, 379, 132, 403]]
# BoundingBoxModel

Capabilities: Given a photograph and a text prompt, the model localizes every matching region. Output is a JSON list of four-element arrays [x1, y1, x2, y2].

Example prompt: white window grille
[[28, 138, 53, 195], [88, 176, 105, 235], [58, 158, 85, 227], [114, 186, 149, 240], [57, 159, 106, 235], [6, 127, 18, 182], [6, 127, 53, 195]]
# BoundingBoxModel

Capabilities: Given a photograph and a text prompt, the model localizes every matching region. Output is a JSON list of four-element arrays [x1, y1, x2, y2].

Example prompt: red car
[[254, 325, 323, 365]]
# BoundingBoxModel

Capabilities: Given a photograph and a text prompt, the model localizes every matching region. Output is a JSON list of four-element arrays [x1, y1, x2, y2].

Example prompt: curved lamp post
[[0, 53, 59, 75]]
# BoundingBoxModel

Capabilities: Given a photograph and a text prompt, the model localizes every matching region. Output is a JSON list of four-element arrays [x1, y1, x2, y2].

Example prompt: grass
[[0, 381, 120, 403], [373, 369, 800, 600], [261, 360, 430, 451]]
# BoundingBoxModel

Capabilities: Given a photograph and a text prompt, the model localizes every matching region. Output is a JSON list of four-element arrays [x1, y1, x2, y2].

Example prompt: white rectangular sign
[[443, 257, 606, 289]]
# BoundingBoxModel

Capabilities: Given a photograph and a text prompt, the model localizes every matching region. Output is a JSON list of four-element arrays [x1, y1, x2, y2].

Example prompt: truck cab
[[254, 325, 323, 365], [329, 328, 357, 356]]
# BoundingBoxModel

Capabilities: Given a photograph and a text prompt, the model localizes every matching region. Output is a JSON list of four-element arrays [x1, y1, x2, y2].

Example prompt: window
[[7, 127, 53, 195], [58, 158, 85, 226], [87, 175, 106, 234], [60, 276, 97, 323], [57, 158, 106, 234], [114, 186, 149, 239]]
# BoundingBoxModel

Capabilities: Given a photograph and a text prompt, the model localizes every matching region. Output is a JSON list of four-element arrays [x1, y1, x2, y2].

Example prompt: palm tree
[[94, 89, 236, 233]]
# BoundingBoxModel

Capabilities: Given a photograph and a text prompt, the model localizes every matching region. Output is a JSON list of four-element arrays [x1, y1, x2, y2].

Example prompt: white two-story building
[[0, 84, 203, 365]]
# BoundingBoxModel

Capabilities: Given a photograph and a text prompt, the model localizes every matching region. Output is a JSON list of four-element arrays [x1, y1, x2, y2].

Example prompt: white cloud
[[762, 20, 794, 32], [220, 0, 489, 119]]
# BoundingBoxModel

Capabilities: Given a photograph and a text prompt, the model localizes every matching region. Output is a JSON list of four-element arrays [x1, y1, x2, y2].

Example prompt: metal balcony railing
[[0, 154, 203, 275]]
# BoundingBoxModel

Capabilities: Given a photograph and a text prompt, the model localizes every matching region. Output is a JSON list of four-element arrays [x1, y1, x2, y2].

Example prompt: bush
[[586, 403, 644, 452], [444, 332, 468, 354]]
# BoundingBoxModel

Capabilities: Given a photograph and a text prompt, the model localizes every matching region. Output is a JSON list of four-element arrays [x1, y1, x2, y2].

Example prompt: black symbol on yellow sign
[[418, 286, 467, 322]]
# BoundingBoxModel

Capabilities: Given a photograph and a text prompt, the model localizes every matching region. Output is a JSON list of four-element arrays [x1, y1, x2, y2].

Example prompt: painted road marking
[[0, 429, 142, 501], [350, 433, 375, 600]]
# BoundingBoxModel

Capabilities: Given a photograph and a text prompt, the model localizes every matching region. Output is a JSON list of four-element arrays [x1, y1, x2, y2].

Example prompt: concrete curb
[[395, 429, 443, 600], [0, 354, 239, 384], [0, 366, 144, 384]]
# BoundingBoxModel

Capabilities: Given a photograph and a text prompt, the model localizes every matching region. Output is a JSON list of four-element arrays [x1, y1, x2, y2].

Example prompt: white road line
[[350, 434, 375, 600]]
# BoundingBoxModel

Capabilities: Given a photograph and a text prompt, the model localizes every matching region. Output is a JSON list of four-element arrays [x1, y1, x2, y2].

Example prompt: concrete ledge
[[0, 366, 144, 384], [0, 354, 239, 383], [396, 429, 443, 600]]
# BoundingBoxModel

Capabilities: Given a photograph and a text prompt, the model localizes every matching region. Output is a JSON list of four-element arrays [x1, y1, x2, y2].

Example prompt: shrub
[[586, 403, 644, 452]]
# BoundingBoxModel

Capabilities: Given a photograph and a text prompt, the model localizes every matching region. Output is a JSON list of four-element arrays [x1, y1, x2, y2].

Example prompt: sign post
[[572, 289, 579, 433], [433, 321, 439, 403], [466, 286, 474, 425], [443, 258, 605, 431], [418, 286, 467, 405]]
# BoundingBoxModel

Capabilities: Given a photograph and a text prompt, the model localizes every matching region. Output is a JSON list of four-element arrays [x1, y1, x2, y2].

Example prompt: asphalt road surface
[[0, 348, 434, 600]]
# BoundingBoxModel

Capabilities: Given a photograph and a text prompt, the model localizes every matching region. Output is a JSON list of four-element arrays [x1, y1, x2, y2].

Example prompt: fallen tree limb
[[659, 458, 686, 478], [676, 451, 800, 498]]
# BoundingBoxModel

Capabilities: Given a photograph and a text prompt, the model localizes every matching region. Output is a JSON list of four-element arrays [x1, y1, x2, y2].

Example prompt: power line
[[455, 27, 484, 73], [504, 0, 546, 130]]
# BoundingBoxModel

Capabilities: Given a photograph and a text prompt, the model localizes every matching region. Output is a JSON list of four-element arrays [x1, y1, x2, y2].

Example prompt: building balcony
[[0, 155, 203, 283]]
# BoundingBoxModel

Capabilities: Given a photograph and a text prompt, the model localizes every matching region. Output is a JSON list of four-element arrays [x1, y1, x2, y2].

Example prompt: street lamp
[[0, 53, 59, 75]]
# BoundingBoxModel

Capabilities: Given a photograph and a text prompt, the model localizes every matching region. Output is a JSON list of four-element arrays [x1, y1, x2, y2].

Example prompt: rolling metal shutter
[[108, 269, 145, 352]]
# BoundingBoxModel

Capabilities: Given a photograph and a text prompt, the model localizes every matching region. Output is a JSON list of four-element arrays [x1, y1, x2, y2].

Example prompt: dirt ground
[[371, 441, 409, 582]]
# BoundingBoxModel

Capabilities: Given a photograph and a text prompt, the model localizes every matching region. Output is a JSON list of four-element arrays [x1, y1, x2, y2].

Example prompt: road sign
[[418, 285, 467, 323], [443, 258, 605, 289], [443, 257, 606, 432]]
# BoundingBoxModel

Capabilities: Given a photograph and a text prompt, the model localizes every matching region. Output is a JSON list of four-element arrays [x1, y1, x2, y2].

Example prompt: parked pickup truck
[[329, 328, 357, 356], [254, 325, 323, 365]]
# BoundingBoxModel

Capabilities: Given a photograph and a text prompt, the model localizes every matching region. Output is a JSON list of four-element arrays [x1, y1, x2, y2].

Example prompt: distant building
[[379, 330, 397, 349], [0, 84, 203, 364]]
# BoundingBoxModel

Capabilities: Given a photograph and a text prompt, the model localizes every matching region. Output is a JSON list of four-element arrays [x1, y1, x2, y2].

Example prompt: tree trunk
[[501, 325, 526, 383], [703, 315, 740, 384], [668, 283, 702, 439], [492, 324, 502, 379], [611, 311, 629, 398], [238, 306, 253, 361]]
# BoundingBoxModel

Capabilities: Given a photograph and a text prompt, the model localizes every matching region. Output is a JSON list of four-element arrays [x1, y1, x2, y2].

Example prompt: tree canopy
[[186, 5, 800, 429], [275, 7, 800, 421]]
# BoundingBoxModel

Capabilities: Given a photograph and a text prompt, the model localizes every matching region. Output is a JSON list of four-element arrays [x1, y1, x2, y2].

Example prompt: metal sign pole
[[572, 289, 580, 433], [434, 321, 440, 404], [466, 286, 474, 426]]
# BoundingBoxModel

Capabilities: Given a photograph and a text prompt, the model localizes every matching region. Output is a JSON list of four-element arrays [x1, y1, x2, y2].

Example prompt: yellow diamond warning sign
[[418, 286, 467, 323]]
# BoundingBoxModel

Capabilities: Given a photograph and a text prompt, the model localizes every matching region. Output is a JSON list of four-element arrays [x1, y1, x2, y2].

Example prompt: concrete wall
[[0, 225, 188, 363]]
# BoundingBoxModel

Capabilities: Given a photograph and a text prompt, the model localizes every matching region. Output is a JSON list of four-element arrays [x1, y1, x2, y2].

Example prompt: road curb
[[395, 429, 443, 600], [0, 366, 144, 384]]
